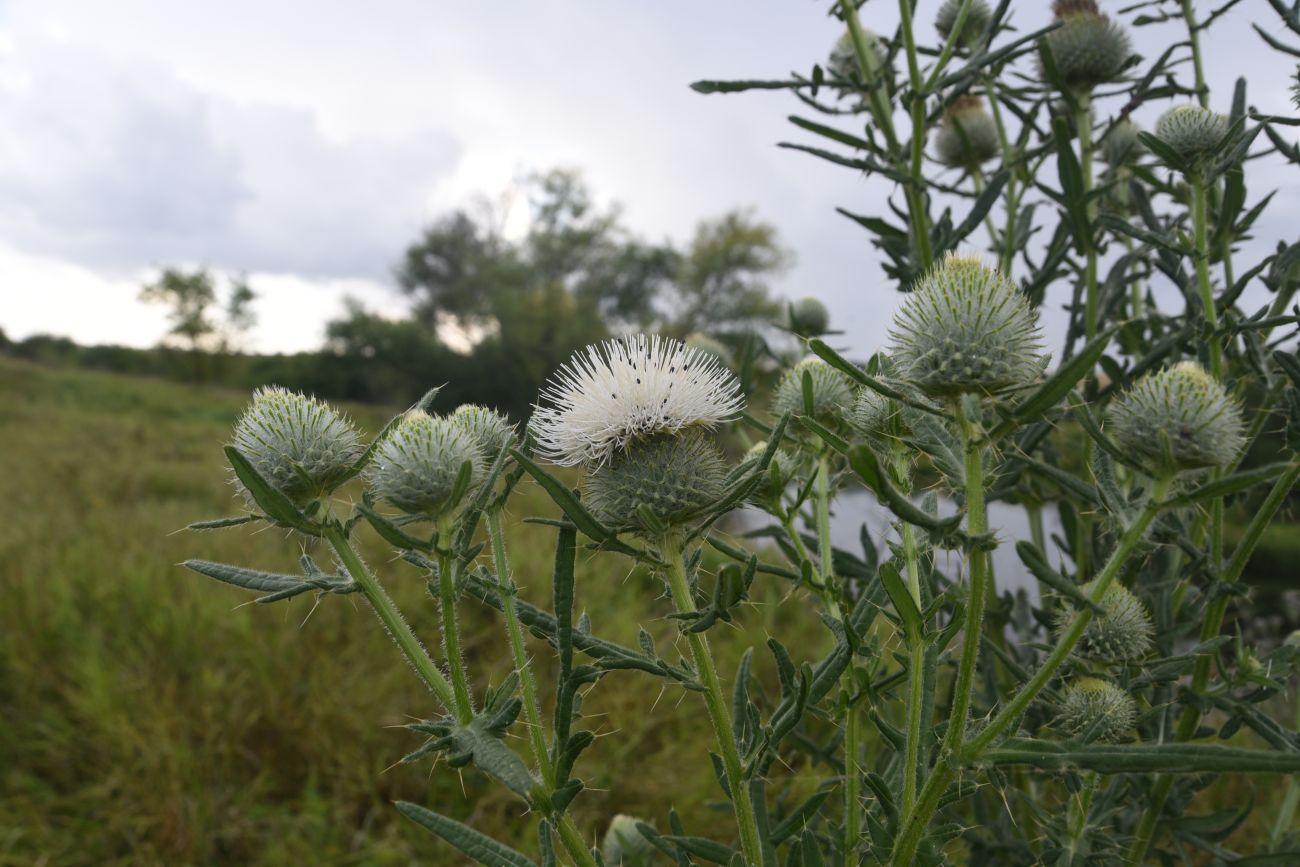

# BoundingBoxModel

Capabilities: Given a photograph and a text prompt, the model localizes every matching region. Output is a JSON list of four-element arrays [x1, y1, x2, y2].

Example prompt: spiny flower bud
[[1108, 361, 1245, 475], [934, 95, 1000, 172], [230, 386, 364, 505], [1056, 677, 1137, 742], [1154, 105, 1229, 165], [828, 27, 888, 83], [450, 403, 517, 462], [851, 382, 902, 440], [585, 430, 728, 533], [368, 410, 482, 516], [743, 439, 793, 502], [603, 815, 655, 866], [1038, 0, 1132, 92], [787, 297, 831, 337], [935, 0, 991, 47], [1064, 580, 1154, 663], [1102, 118, 1144, 166], [772, 357, 856, 423], [684, 332, 733, 368], [889, 253, 1046, 397]]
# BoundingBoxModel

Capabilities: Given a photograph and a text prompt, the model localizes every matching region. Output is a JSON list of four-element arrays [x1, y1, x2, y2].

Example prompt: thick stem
[[946, 401, 990, 751], [1191, 176, 1223, 379], [555, 814, 600, 867], [661, 534, 764, 866], [325, 526, 459, 718], [898, 0, 934, 270], [893, 442, 926, 816], [1076, 93, 1098, 342], [436, 524, 475, 724], [1062, 773, 1100, 862], [487, 508, 553, 784]]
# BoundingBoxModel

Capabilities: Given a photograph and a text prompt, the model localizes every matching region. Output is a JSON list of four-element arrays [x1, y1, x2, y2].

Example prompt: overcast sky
[[2, 0, 1298, 358]]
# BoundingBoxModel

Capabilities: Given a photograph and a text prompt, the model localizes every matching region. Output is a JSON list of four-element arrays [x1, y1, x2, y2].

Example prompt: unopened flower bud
[[585, 430, 728, 533], [603, 815, 655, 866], [1065, 580, 1154, 663], [934, 95, 1000, 172], [1109, 361, 1245, 475], [1038, 0, 1132, 92], [450, 404, 517, 462], [787, 297, 831, 338], [773, 357, 856, 423], [889, 253, 1046, 397], [1102, 118, 1144, 166], [1056, 677, 1137, 742], [743, 439, 793, 502], [685, 332, 733, 368], [368, 410, 482, 516], [230, 386, 364, 505], [935, 0, 991, 47], [1154, 105, 1229, 165], [851, 382, 903, 441], [829, 27, 888, 83]]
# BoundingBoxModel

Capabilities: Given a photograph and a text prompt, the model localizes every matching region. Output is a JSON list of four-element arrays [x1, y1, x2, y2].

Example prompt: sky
[[2, 0, 1299, 359]]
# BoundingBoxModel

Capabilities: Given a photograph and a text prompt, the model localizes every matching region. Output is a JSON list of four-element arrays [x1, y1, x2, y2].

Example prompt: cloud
[[0, 35, 460, 280]]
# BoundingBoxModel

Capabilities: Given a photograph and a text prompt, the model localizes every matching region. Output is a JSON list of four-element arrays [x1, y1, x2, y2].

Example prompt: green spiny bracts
[[851, 382, 903, 441], [449, 403, 517, 463], [1064, 580, 1154, 663], [603, 815, 655, 866], [1056, 677, 1138, 742], [585, 430, 729, 533], [787, 296, 831, 337], [685, 332, 733, 368], [1154, 105, 1230, 166], [1102, 117, 1144, 166], [935, 0, 992, 47], [742, 439, 793, 503], [230, 386, 364, 505], [889, 253, 1047, 397], [828, 26, 887, 84], [367, 410, 483, 516], [1038, 0, 1131, 92], [1108, 361, 1245, 474], [934, 95, 1001, 171], [772, 356, 857, 423]]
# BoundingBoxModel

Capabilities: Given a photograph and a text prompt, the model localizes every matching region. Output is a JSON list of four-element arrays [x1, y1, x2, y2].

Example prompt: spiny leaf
[[395, 801, 536, 866]]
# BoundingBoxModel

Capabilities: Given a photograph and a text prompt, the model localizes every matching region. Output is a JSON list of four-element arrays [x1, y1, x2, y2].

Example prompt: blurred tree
[[139, 268, 258, 352]]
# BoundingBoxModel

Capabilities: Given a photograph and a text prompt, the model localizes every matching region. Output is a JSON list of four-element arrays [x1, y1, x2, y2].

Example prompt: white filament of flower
[[531, 334, 743, 467]]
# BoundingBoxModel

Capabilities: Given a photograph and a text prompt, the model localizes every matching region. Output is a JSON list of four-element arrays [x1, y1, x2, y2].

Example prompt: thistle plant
[[178, 2, 1300, 864]]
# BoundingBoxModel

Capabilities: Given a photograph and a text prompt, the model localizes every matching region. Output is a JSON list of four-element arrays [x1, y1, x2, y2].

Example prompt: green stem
[[436, 523, 475, 724], [890, 475, 1172, 866], [556, 813, 600, 867], [487, 508, 552, 784], [893, 442, 926, 816], [1269, 687, 1300, 850], [1076, 92, 1098, 342], [1063, 773, 1100, 862], [947, 401, 989, 751], [898, 0, 935, 270], [324, 526, 459, 718], [1191, 175, 1223, 379], [661, 533, 764, 866]]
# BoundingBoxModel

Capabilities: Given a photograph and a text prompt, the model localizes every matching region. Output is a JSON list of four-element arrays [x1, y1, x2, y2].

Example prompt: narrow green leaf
[[395, 801, 536, 866], [1167, 462, 1297, 508], [994, 326, 1116, 437], [663, 835, 740, 864], [187, 515, 259, 530], [223, 446, 315, 533], [511, 449, 641, 559], [848, 445, 962, 532], [973, 739, 1300, 774], [1014, 542, 1101, 614], [879, 561, 922, 641], [358, 503, 430, 551], [183, 559, 304, 595]]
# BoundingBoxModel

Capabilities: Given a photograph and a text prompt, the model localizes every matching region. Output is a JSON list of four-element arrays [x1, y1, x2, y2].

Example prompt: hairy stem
[[437, 522, 475, 723], [661, 533, 764, 866], [899, 0, 934, 270], [325, 525, 460, 720], [894, 442, 926, 815], [555, 813, 600, 867]]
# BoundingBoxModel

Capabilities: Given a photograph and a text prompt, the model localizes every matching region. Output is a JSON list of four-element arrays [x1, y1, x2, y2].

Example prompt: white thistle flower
[[531, 334, 744, 467]]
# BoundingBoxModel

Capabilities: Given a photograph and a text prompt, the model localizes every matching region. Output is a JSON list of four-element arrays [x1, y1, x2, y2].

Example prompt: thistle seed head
[[934, 95, 1001, 171], [1102, 117, 1144, 166], [450, 403, 517, 463], [787, 296, 831, 337], [1154, 105, 1229, 165], [1108, 361, 1245, 474], [889, 253, 1046, 397], [584, 430, 729, 533], [531, 334, 743, 468], [230, 386, 364, 505], [368, 410, 483, 516], [603, 815, 655, 866], [1064, 580, 1154, 663], [935, 0, 991, 47], [1038, 0, 1131, 92], [772, 357, 857, 423], [1056, 677, 1137, 742], [684, 332, 733, 368]]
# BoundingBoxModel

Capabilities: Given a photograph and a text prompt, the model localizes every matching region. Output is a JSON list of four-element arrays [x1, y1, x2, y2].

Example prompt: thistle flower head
[[1154, 105, 1229, 165], [934, 95, 1001, 171], [1038, 0, 1131, 92], [230, 386, 364, 505], [889, 253, 1047, 397], [1109, 361, 1245, 475], [772, 357, 857, 423], [531, 335, 743, 468], [367, 410, 482, 516], [1056, 677, 1137, 742], [585, 430, 729, 533], [450, 403, 517, 462], [787, 296, 831, 337], [743, 439, 794, 502], [1102, 117, 1144, 166], [851, 382, 902, 440], [684, 332, 733, 368], [935, 0, 991, 47], [603, 815, 655, 866], [829, 26, 887, 83], [1063, 580, 1154, 663]]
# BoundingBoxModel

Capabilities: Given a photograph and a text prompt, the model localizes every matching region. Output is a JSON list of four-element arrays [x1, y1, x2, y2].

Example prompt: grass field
[[0, 357, 834, 865], [2, 357, 1294, 865]]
